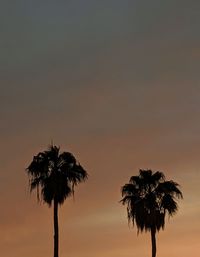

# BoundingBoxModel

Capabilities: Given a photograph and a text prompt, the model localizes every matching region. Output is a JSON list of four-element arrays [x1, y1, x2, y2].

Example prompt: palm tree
[[120, 169, 183, 257], [26, 144, 88, 257]]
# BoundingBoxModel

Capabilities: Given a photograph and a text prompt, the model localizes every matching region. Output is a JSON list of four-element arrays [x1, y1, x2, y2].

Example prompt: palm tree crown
[[27, 145, 88, 206], [121, 169, 183, 233]]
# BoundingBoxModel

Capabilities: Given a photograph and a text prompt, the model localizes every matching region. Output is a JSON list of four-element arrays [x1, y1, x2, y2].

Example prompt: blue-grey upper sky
[[1, 0, 199, 134], [1, 0, 199, 75]]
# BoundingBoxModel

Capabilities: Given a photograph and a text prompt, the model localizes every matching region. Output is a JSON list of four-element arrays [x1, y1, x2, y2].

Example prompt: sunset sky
[[1, 1, 200, 257]]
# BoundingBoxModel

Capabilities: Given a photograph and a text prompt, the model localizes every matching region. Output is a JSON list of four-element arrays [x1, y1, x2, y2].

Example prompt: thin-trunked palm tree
[[120, 169, 183, 257], [26, 145, 88, 257]]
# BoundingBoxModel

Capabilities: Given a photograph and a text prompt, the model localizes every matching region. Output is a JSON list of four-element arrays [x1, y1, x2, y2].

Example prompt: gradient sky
[[1, 1, 200, 257]]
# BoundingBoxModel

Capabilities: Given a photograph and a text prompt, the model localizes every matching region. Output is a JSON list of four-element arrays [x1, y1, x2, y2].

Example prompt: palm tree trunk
[[151, 227, 156, 257], [54, 199, 59, 257]]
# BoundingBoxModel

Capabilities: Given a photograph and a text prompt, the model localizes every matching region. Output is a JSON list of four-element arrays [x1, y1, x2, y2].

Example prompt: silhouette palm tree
[[26, 144, 88, 257], [120, 169, 183, 257]]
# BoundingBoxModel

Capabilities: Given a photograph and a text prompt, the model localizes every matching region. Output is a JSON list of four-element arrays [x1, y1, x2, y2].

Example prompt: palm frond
[[121, 183, 138, 197], [129, 176, 140, 185], [161, 194, 178, 216], [152, 171, 165, 182], [156, 181, 183, 199]]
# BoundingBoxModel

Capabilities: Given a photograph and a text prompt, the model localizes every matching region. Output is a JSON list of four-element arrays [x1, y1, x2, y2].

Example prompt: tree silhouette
[[120, 169, 183, 257], [26, 144, 88, 257]]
